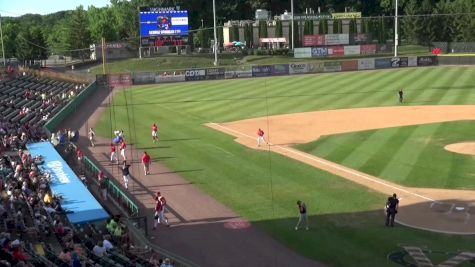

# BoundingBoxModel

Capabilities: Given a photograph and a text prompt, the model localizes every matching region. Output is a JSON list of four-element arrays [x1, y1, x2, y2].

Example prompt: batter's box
[[429, 202, 452, 213]]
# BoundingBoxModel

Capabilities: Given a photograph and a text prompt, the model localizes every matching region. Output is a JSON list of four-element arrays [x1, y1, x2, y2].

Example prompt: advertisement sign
[[324, 62, 342, 72], [139, 7, 189, 37], [325, 34, 349, 45], [375, 58, 392, 69], [155, 74, 186, 83], [352, 33, 370, 44], [344, 45, 361, 56], [311, 47, 328, 57], [358, 58, 375, 70], [360, 44, 377, 55], [289, 63, 309, 74], [206, 68, 225, 80], [133, 72, 155, 84], [417, 56, 437, 66], [332, 12, 362, 19], [307, 62, 324, 73], [294, 48, 312, 58], [252, 65, 272, 77], [341, 60, 358, 71], [108, 73, 132, 88], [294, 14, 332, 20], [303, 35, 325, 46], [224, 70, 252, 79], [408, 57, 418, 67], [272, 64, 289, 75], [185, 69, 206, 81], [328, 46, 344, 57], [391, 57, 408, 68]]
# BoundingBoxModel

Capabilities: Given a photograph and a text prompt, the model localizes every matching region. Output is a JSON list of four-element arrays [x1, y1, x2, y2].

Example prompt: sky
[[0, 0, 111, 17]]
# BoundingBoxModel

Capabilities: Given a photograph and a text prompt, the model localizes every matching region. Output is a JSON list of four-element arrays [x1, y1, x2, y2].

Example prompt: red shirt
[[142, 153, 151, 164], [152, 125, 158, 132], [257, 129, 264, 137], [120, 142, 126, 150], [154, 196, 166, 211], [111, 145, 116, 153], [76, 150, 83, 158]]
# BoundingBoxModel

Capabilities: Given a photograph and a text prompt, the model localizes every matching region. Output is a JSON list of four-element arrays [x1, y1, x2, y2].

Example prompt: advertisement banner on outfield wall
[[344, 45, 361, 56], [272, 64, 289, 75], [325, 34, 349, 45], [155, 74, 186, 83], [328, 46, 344, 57], [358, 58, 375, 70], [375, 58, 392, 69], [408, 57, 418, 67], [224, 70, 253, 79], [108, 73, 132, 87], [289, 63, 309, 74], [391, 57, 408, 68], [133, 72, 155, 84], [360, 44, 377, 55], [417, 56, 437, 66], [323, 61, 342, 72], [303, 35, 325, 46], [185, 69, 207, 81], [351, 33, 370, 44], [341, 60, 358, 71], [252, 65, 273, 77], [311, 47, 328, 57], [307, 62, 324, 73], [206, 68, 225, 80], [294, 48, 312, 58]]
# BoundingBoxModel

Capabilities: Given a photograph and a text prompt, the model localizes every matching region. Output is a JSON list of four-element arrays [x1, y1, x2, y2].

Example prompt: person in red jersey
[[119, 140, 127, 161], [152, 123, 159, 142], [153, 192, 169, 229], [76, 148, 84, 162], [257, 128, 267, 147], [142, 151, 151, 175], [110, 143, 118, 163]]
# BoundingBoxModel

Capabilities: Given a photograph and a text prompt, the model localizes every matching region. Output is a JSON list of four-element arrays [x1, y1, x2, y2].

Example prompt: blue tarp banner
[[27, 142, 109, 224]]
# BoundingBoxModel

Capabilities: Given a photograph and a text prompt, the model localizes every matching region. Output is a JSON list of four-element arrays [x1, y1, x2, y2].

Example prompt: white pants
[[154, 210, 168, 226], [120, 149, 126, 160], [123, 174, 130, 189], [152, 131, 158, 137], [143, 163, 150, 174], [110, 151, 117, 162], [257, 136, 265, 146]]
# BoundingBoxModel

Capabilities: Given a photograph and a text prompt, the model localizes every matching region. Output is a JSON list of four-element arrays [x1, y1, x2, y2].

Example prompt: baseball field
[[95, 66, 475, 266]]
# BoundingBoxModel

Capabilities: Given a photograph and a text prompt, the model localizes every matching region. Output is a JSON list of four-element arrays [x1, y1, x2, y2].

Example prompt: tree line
[[1, 0, 474, 61]]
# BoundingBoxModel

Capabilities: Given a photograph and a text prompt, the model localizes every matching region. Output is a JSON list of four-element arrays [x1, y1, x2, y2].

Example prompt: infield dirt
[[207, 105, 475, 234]]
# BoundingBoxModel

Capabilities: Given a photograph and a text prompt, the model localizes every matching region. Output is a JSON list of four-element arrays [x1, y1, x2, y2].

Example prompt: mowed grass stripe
[[411, 68, 464, 105]]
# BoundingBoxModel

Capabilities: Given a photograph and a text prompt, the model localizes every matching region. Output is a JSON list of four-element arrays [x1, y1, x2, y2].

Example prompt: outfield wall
[[111, 56, 437, 86]]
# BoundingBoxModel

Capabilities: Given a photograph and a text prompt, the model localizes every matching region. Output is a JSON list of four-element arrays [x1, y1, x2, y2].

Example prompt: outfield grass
[[297, 121, 475, 189], [95, 67, 475, 266]]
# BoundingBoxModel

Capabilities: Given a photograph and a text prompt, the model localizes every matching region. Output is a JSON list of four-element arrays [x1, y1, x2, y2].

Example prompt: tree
[[401, 0, 420, 45], [319, 19, 328, 34], [1, 21, 20, 58], [433, 0, 455, 42], [197, 27, 210, 48], [349, 19, 358, 34], [452, 0, 475, 42], [88, 6, 118, 43], [217, 25, 224, 48], [289, 20, 300, 48], [67, 6, 91, 60], [231, 24, 240, 41], [275, 19, 283, 37], [30, 27, 48, 61], [258, 20, 268, 38], [303, 20, 314, 35], [332, 19, 342, 34], [15, 28, 33, 62]]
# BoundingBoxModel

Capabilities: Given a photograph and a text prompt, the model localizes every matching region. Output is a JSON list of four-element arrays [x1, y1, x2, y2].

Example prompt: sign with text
[[358, 58, 375, 70], [252, 65, 273, 77], [328, 46, 344, 57], [312, 47, 328, 57], [206, 68, 225, 80], [417, 56, 437, 66], [332, 12, 362, 19], [341, 60, 358, 71], [294, 14, 332, 20], [303, 35, 325, 46], [272, 64, 289, 75], [294, 48, 312, 58], [185, 69, 206, 81], [408, 56, 418, 67], [323, 61, 342, 72], [391, 57, 408, 68], [289, 63, 309, 74], [344, 45, 361, 56], [140, 7, 189, 37], [360, 44, 377, 55], [325, 34, 349, 45], [375, 58, 392, 69]]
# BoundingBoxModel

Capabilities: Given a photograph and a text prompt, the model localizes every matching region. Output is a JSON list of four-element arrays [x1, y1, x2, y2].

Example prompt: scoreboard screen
[[140, 7, 189, 37]]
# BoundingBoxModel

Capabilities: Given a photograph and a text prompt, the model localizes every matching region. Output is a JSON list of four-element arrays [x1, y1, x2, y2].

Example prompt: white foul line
[[209, 122, 435, 202]]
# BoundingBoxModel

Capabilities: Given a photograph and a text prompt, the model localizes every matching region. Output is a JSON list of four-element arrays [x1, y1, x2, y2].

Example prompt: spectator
[[98, 171, 107, 200], [92, 241, 107, 257], [103, 235, 114, 251], [160, 258, 174, 267], [58, 248, 71, 264]]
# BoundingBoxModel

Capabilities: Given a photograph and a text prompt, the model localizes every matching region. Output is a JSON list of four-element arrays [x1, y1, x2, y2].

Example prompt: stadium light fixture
[[213, 0, 218, 66], [0, 14, 5, 66], [394, 0, 398, 57]]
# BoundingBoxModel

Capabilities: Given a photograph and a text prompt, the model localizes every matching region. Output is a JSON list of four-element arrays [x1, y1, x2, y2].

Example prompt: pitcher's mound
[[444, 142, 475, 156]]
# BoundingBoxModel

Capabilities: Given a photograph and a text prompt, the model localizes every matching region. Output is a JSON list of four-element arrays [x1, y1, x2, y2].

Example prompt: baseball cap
[[11, 239, 20, 247]]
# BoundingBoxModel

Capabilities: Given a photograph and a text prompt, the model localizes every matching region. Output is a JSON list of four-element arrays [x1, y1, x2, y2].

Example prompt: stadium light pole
[[0, 13, 5, 66], [394, 0, 398, 57], [213, 0, 218, 66], [291, 0, 294, 50]]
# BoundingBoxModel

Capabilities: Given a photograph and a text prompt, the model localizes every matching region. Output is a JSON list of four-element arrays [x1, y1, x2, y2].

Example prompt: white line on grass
[[209, 122, 435, 202]]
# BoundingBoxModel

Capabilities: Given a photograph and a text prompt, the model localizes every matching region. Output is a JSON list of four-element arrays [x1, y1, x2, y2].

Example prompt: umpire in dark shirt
[[386, 193, 399, 227]]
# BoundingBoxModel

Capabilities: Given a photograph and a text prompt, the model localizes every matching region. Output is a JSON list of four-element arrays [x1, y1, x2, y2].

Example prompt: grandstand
[[0, 71, 180, 267]]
